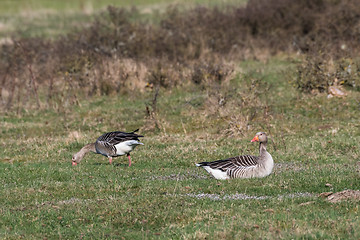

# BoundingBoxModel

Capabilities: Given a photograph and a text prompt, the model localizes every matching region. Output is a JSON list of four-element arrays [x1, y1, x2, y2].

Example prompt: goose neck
[[259, 142, 267, 156], [83, 143, 96, 153]]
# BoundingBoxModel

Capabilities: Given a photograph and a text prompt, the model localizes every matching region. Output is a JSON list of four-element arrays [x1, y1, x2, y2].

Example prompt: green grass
[[1, 58, 360, 239]]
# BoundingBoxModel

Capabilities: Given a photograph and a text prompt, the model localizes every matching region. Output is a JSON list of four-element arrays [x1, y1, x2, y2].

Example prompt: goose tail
[[196, 162, 209, 167]]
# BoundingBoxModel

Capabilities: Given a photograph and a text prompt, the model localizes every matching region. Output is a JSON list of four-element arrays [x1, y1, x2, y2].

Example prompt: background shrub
[[1, 0, 360, 110]]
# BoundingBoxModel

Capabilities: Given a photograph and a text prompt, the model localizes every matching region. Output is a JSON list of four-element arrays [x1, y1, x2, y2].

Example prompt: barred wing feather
[[231, 155, 259, 167], [97, 130, 143, 145]]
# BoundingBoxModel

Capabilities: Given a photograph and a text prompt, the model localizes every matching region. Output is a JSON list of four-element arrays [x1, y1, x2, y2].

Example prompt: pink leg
[[109, 157, 112, 164], [127, 154, 131, 167]]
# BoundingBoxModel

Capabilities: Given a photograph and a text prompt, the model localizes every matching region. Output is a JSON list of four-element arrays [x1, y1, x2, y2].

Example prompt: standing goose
[[72, 129, 144, 166], [196, 132, 273, 180]]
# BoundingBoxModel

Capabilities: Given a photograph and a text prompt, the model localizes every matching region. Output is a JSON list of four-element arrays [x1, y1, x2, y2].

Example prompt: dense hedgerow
[[1, 0, 360, 110]]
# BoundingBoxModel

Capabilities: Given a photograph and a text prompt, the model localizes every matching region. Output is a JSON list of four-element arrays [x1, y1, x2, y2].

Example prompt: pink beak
[[251, 135, 259, 142], [72, 162, 77, 166]]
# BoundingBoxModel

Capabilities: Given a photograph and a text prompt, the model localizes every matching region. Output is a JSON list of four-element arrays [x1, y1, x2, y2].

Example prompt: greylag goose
[[72, 129, 144, 166], [196, 132, 273, 180]]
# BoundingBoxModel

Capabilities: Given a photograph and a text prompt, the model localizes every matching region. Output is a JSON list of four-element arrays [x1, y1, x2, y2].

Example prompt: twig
[[146, 84, 160, 130], [181, 119, 187, 135], [16, 41, 41, 109], [47, 76, 54, 108], [26, 63, 41, 108]]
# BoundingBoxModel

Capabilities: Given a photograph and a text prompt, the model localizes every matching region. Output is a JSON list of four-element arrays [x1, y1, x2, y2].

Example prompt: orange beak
[[251, 135, 259, 142], [72, 162, 77, 166]]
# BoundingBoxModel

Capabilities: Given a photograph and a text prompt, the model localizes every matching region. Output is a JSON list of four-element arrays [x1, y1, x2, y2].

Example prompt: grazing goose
[[72, 129, 144, 166], [196, 132, 273, 180]]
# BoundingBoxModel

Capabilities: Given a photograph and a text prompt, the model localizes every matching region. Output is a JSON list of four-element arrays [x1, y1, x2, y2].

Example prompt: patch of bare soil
[[321, 190, 360, 203]]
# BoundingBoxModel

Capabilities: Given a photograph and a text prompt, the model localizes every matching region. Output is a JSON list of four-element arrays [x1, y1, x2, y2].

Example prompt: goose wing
[[197, 155, 259, 172], [228, 155, 259, 168], [97, 129, 143, 146]]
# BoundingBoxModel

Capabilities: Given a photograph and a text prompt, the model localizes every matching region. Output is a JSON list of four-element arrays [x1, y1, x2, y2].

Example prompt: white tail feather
[[201, 166, 230, 180]]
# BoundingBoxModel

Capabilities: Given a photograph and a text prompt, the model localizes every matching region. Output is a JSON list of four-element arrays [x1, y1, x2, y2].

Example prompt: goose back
[[95, 130, 143, 157]]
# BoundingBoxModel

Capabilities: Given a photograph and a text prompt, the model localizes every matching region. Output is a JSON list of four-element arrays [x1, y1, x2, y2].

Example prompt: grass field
[[1, 57, 359, 239], [1, 0, 360, 239]]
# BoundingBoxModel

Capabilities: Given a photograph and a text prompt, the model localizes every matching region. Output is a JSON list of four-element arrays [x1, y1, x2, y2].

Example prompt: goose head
[[251, 132, 267, 143], [71, 143, 96, 166], [71, 152, 83, 166]]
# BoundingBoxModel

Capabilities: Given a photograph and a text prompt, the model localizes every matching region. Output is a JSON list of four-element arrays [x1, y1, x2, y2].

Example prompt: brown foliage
[[1, 0, 360, 110], [295, 55, 360, 93]]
